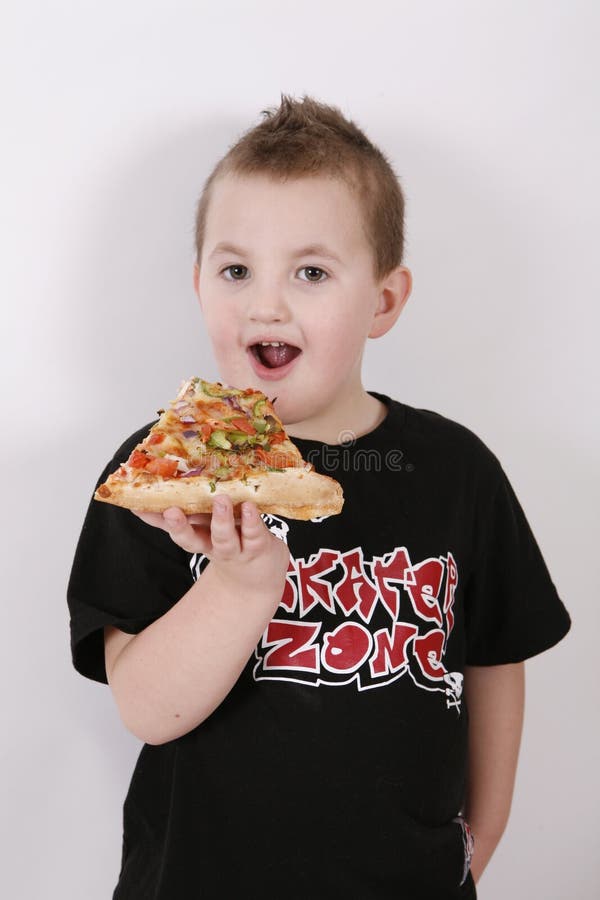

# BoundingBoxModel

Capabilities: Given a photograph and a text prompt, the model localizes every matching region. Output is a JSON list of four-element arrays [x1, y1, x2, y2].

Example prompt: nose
[[246, 281, 291, 324]]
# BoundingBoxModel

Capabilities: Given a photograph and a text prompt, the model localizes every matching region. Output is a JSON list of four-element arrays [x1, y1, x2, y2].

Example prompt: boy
[[68, 95, 570, 899]]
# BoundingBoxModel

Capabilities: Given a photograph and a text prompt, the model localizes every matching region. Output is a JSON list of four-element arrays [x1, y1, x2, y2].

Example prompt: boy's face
[[194, 172, 408, 429]]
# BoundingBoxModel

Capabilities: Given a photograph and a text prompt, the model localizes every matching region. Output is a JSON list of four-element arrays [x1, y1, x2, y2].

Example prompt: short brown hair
[[194, 94, 406, 279]]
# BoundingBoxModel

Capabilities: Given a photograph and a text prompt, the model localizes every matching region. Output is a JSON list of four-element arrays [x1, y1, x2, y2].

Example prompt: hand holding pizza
[[133, 496, 290, 596]]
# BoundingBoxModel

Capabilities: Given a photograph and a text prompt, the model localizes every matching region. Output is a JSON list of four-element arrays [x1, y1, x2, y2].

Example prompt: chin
[[276, 393, 326, 429]]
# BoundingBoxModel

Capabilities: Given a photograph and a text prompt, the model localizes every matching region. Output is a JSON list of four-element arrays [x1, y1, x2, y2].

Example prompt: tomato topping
[[255, 448, 297, 469], [147, 432, 165, 445], [197, 400, 232, 418], [268, 431, 286, 444], [227, 417, 256, 435], [199, 423, 213, 441], [129, 450, 149, 469], [145, 457, 179, 477]]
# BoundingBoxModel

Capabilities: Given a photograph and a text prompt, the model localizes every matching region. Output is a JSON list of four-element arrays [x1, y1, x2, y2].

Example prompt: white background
[[3, 1, 598, 897]]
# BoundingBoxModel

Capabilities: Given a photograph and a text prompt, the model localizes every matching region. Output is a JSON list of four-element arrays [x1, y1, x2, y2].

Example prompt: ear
[[368, 266, 412, 339]]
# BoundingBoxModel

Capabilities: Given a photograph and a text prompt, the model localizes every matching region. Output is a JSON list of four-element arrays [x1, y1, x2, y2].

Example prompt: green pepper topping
[[253, 398, 268, 417], [227, 431, 251, 447], [250, 434, 270, 447], [200, 380, 243, 399], [209, 481, 216, 493], [208, 430, 232, 450], [253, 417, 268, 434]]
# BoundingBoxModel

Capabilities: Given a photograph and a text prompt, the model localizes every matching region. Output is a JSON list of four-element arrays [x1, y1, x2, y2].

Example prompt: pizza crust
[[95, 467, 344, 520]]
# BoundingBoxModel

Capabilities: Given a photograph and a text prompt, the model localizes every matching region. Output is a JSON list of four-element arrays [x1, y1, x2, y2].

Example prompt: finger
[[187, 511, 241, 527], [162, 507, 189, 529], [161, 507, 212, 554], [210, 496, 241, 559], [132, 508, 212, 555], [239, 502, 271, 553], [132, 510, 175, 531], [132, 508, 197, 530], [187, 513, 213, 526]]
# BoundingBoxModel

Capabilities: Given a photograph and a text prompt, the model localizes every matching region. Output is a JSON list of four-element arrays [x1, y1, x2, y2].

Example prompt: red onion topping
[[182, 429, 198, 438], [180, 415, 196, 424], [181, 466, 205, 477]]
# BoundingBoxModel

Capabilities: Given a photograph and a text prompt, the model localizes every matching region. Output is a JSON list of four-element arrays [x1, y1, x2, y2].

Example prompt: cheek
[[211, 329, 233, 354], [314, 311, 371, 358], [202, 306, 236, 348]]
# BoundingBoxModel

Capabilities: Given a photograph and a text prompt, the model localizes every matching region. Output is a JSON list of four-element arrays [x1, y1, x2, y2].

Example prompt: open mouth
[[249, 341, 302, 369]]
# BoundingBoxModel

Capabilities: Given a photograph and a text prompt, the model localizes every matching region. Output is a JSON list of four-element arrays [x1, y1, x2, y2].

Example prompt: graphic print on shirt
[[189, 515, 463, 711]]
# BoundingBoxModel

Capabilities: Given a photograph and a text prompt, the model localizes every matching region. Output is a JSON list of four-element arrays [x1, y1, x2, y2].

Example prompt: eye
[[222, 264, 249, 281], [298, 266, 328, 284]]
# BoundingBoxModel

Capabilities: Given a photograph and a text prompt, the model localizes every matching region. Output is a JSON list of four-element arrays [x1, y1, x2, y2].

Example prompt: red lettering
[[262, 620, 321, 672], [371, 547, 413, 619], [334, 549, 378, 617], [405, 558, 444, 626], [369, 622, 418, 677], [296, 550, 338, 616], [279, 559, 298, 612], [322, 622, 372, 673], [413, 629, 447, 680]]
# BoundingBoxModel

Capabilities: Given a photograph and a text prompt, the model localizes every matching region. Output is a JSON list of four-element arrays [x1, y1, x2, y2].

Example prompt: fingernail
[[214, 498, 226, 514], [242, 503, 252, 519]]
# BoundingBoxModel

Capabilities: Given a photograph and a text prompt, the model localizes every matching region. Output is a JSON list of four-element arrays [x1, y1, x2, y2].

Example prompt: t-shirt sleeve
[[67, 428, 194, 684], [464, 457, 571, 665]]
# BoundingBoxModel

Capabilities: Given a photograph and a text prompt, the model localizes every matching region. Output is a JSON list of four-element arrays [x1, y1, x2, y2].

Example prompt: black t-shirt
[[67, 393, 570, 900]]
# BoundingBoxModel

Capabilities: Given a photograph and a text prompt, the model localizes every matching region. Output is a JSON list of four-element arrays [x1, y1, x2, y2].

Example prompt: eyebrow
[[208, 242, 342, 263]]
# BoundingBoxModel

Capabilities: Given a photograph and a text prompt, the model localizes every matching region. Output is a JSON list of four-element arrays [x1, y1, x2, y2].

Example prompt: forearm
[[463, 662, 525, 883], [467, 829, 503, 885], [109, 563, 284, 745]]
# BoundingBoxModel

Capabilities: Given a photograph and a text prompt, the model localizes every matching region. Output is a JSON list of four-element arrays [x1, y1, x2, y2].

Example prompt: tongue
[[257, 344, 299, 368]]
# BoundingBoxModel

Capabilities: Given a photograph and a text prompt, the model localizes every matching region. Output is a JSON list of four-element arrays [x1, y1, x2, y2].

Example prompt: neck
[[285, 387, 387, 445]]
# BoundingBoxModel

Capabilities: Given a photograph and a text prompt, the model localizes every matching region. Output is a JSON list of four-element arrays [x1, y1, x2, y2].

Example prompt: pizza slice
[[94, 377, 344, 520]]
